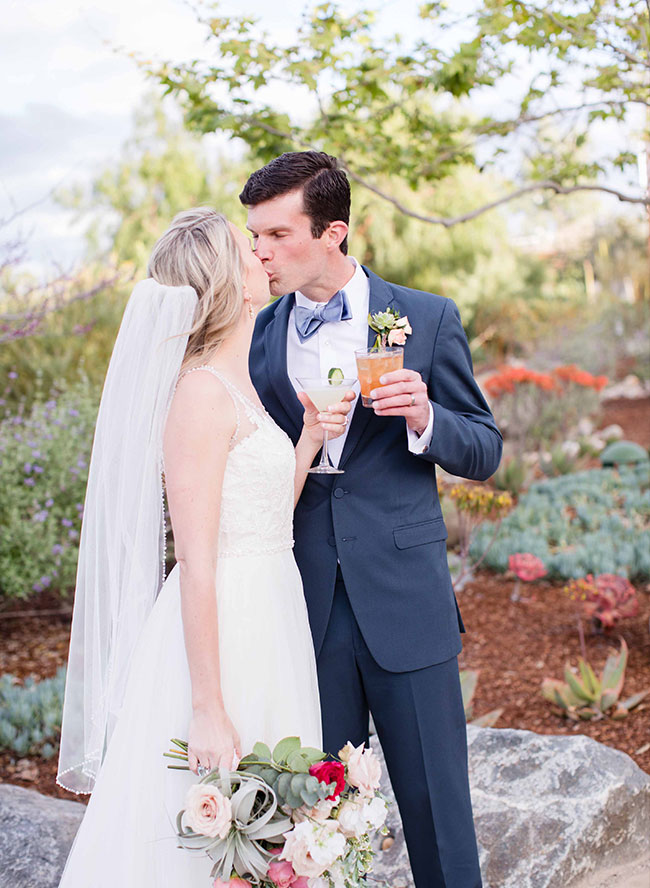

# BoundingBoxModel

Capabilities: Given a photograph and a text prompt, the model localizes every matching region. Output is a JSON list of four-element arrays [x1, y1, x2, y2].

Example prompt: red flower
[[308, 761, 345, 801], [508, 553, 547, 582]]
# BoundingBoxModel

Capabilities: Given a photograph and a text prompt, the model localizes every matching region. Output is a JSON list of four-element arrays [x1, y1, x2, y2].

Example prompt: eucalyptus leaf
[[287, 749, 310, 773], [253, 741, 273, 760], [300, 746, 326, 765], [300, 787, 320, 807], [276, 772, 292, 800], [273, 736, 301, 763]]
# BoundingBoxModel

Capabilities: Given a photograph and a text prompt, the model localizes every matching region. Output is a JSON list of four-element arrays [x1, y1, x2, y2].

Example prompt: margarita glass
[[296, 375, 357, 474]]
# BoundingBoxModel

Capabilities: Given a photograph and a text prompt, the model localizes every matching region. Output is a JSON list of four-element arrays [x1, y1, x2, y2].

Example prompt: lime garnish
[[327, 368, 345, 385]]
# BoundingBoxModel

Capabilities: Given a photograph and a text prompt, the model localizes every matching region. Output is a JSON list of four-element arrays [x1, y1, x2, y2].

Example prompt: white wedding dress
[[58, 368, 322, 886]]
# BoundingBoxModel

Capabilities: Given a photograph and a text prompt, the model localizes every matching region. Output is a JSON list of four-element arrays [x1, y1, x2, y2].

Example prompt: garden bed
[[1, 396, 648, 802], [0, 572, 648, 805]]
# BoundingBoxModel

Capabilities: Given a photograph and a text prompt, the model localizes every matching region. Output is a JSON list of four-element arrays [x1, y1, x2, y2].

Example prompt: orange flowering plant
[[483, 363, 608, 457]]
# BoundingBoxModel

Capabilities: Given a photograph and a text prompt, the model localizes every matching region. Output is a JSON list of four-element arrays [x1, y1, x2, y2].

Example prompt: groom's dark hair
[[239, 151, 350, 255]]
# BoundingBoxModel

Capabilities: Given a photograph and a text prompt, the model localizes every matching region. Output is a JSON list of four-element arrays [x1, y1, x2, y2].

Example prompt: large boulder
[[2, 728, 649, 888], [370, 726, 650, 888], [0, 784, 85, 888]]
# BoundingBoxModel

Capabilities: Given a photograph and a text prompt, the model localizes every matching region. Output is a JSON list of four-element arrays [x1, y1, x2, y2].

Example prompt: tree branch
[[344, 169, 648, 227]]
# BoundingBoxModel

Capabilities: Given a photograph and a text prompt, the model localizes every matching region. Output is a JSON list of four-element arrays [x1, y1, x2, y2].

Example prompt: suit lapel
[[339, 268, 395, 469], [263, 294, 303, 439]]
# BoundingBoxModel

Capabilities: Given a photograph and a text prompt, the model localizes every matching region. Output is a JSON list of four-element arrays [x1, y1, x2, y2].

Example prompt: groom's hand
[[371, 369, 431, 435], [298, 389, 355, 445]]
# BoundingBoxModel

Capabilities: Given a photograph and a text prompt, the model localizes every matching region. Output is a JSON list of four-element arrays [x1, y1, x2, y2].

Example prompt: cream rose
[[183, 783, 232, 838], [338, 742, 381, 798], [336, 797, 367, 838]]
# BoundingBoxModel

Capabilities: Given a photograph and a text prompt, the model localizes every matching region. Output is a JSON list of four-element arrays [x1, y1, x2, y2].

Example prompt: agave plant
[[460, 669, 503, 728], [541, 639, 648, 720]]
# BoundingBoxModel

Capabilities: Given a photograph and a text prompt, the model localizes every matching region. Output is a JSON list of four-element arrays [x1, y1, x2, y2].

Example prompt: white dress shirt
[[286, 258, 434, 467]]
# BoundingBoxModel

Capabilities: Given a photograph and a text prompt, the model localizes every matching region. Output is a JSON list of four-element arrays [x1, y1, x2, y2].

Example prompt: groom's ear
[[325, 220, 349, 251]]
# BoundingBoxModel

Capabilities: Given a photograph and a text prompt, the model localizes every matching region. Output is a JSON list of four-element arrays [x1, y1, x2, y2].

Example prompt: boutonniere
[[368, 307, 413, 349]]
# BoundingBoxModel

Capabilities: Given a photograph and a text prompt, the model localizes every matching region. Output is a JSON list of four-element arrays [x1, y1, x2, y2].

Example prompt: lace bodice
[[177, 367, 296, 557]]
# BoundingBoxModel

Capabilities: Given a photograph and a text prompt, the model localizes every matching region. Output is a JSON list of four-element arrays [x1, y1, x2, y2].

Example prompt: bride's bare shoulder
[[165, 368, 237, 442]]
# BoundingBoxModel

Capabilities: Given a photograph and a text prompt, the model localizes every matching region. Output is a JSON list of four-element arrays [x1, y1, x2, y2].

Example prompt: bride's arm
[[163, 372, 241, 774], [293, 389, 355, 505]]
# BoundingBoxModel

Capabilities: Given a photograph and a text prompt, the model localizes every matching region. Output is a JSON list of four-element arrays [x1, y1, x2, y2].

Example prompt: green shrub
[[0, 667, 66, 758], [472, 465, 650, 579], [0, 376, 99, 600]]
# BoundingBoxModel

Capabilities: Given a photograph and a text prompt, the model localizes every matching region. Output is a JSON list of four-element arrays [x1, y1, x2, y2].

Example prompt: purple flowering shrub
[[0, 373, 99, 600]]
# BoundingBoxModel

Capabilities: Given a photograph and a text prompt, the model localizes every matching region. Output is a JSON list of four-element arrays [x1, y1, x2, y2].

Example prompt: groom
[[242, 151, 501, 888]]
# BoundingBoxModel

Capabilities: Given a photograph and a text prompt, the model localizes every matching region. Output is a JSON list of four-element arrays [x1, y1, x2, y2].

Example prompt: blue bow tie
[[294, 289, 352, 342]]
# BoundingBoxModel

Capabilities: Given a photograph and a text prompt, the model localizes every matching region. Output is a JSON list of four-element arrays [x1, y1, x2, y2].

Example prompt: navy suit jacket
[[249, 266, 502, 673]]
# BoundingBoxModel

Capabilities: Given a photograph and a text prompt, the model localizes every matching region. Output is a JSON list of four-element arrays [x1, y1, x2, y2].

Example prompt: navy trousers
[[317, 571, 482, 888]]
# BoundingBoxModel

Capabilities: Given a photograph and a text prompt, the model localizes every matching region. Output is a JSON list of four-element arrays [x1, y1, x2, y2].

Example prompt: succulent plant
[[565, 574, 639, 630], [0, 666, 65, 757], [600, 440, 649, 466], [460, 669, 502, 727], [541, 639, 648, 720], [471, 465, 650, 580]]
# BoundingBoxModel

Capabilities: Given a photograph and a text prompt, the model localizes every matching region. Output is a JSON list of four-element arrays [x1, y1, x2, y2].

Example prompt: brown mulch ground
[[458, 571, 650, 774], [599, 395, 650, 450], [1, 397, 649, 803]]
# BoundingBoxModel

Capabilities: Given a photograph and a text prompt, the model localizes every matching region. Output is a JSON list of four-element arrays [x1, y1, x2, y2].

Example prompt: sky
[[1, 0, 643, 275], [2, 0, 369, 271]]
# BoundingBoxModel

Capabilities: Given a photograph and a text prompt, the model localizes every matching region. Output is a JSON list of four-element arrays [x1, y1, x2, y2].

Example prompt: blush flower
[[338, 742, 381, 797], [268, 859, 298, 887], [292, 798, 336, 824], [281, 821, 346, 879], [213, 879, 251, 888], [184, 783, 232, 838]]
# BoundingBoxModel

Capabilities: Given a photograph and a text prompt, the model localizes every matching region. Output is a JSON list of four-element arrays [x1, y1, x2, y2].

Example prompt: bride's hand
[[187, 706, 242, 775], [298, 389, 355, 445]]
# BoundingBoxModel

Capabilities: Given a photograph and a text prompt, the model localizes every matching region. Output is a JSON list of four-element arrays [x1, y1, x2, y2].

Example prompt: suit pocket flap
[[393, 518, 447, 549]]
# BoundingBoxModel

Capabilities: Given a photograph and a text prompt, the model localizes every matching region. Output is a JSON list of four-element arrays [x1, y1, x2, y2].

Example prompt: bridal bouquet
[[165, 736, 388, 888]]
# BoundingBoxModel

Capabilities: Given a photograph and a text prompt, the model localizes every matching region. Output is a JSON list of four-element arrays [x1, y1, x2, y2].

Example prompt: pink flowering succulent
[[508, 553, 547, 602], [568, 573, 640, 630]]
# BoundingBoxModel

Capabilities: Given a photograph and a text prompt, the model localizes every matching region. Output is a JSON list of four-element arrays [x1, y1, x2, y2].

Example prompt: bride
[[55, 207, 353, 885]]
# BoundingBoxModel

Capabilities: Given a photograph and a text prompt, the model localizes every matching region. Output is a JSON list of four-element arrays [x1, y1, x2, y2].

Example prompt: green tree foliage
[[144, 0, 648, 226]]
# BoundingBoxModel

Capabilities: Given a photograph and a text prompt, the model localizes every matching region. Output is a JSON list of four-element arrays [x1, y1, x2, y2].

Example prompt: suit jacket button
[[328, 536, 336, 547], [333, 488, 346, 498]]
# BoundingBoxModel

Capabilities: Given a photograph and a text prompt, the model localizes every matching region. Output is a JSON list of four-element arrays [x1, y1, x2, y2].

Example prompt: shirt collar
[[294, 258, 368, 312]]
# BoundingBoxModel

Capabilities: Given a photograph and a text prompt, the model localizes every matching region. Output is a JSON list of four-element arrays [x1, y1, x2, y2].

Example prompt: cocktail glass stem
[[318, 430, 331, 471]]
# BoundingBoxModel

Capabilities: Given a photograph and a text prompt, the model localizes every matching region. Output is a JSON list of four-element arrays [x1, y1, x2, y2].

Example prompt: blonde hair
[[147, 207, 245, 370]]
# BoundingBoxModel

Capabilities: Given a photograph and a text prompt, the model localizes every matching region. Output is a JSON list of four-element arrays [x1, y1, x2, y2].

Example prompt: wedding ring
[[197, 764, 209, 778], [409, 394, 416, 407]]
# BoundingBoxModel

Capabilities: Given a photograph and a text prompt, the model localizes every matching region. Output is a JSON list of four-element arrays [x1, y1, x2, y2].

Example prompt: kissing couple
[[56, 150, 501, 888]]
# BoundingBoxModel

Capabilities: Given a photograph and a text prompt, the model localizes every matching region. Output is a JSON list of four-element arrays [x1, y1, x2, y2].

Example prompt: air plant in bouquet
[[165, 736, 388, 888]]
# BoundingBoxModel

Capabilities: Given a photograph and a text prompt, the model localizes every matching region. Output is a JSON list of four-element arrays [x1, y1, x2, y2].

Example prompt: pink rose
[[338, 741, 381, 798], [213, 879, 251, 888], [387, 328, 407, 346], [184, 783, 232, 838], [268, 860, 298, 887]]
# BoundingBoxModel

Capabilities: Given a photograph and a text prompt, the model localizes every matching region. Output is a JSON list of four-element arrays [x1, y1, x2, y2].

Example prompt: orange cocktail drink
[[355, 347, 404, 407]]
